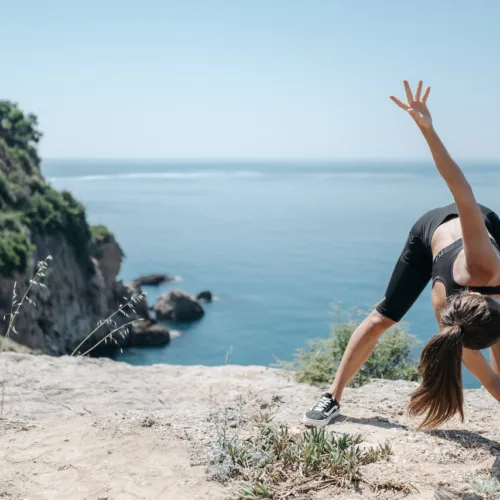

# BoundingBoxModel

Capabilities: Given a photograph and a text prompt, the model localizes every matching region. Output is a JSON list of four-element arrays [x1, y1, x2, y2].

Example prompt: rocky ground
[[0, 353, 499, 500]]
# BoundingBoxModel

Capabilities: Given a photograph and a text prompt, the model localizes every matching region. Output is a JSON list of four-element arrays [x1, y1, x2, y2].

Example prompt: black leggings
[[375, 203, 500, 322]]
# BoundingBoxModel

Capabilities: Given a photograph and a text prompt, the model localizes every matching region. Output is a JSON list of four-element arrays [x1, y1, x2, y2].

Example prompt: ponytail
[[409, 325, 464, 429]]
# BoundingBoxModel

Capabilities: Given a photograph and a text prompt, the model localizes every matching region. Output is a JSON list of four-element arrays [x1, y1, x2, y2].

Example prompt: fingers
[[422, 86, 431, 104], [415, 80, 423, 101], [404, 80, 413, 103], [390, 96, 410, 111]]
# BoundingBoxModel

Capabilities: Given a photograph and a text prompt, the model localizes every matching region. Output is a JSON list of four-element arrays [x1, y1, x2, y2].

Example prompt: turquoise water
[[42, 160, 500, 388]]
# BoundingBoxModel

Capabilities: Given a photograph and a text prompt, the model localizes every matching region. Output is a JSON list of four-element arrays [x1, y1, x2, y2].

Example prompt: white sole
[[302, 408, 340, 427]]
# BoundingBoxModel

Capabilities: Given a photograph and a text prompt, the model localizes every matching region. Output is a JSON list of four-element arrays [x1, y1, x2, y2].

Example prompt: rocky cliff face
[[0, 235, 108, 354], [0, 232, 138, 355], [0, 101, 158, 355]]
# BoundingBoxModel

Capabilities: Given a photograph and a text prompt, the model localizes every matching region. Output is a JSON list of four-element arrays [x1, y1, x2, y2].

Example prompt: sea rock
[[152, 290, 204, 322], [125, 320, 170, 347], [131, 274, 174, 287], [196, 290, 213, 303], [109, 282, 171, 348]]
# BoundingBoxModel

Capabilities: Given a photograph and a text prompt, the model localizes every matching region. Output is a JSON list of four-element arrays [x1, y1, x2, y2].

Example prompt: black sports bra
[[432, 238, 500, 296]]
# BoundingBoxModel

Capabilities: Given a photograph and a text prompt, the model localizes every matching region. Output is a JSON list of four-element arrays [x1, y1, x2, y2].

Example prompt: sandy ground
[[0, 353, 499, 499]]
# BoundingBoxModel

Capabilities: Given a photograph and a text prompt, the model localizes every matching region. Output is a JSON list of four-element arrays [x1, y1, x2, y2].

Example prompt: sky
[[2, 0, 500, 160]]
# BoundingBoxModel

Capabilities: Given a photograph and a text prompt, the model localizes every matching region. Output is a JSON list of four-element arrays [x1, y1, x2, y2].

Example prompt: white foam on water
[[48, 170, 265, 182], [169, 330, 183, 339]]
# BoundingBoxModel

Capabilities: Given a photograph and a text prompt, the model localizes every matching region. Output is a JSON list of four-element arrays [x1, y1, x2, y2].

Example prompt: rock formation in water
[[0, 101, 169, 355], [131, 273, 175, 287], [196, 290, 213, 303], [153, 290, 205, 322]]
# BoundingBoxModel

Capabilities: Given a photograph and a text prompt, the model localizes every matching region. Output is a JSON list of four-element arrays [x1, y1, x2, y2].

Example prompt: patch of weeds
[[206, 403, 252, 482], [208, 411, 392, 499], [467, 476, 500, 496], [230, 482, 271, 500]]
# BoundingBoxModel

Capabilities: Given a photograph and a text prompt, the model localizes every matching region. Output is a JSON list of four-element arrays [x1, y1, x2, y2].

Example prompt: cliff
[[0, 101, 153, 355], [0, 353, 499, 499]]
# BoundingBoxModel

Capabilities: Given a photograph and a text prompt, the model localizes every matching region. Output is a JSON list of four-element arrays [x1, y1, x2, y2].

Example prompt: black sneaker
[[303, 393, 340, 427]]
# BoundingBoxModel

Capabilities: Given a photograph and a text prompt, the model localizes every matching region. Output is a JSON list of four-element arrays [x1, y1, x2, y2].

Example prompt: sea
[[42, 160, 500, 389]]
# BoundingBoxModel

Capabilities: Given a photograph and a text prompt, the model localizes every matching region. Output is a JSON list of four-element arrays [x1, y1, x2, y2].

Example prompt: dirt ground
[[1, 353, 499, 499]]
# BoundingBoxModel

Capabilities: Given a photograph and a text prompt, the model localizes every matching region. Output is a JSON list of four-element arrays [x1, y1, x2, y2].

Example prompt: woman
[[303, 80, 500, 429]]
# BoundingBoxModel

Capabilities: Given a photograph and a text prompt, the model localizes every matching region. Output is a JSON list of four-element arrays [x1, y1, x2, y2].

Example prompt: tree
[[0, 101, 43, 152]]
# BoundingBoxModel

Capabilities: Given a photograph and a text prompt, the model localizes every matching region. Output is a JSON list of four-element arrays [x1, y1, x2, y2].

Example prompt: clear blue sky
[[2, 0, 500, 160]]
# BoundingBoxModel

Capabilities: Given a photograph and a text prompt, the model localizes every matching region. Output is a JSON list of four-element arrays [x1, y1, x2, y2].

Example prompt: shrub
[[90, 225, 116, 259], [0, 171, 12, 207], [0, 214, 33, 275], [208, 411, 393, 498], [0, 101, 42, 151], [281, 306, 419, 386], [23, 187, 93, 271], [90, 224, 115, 245], [7, 146, 37, 175]]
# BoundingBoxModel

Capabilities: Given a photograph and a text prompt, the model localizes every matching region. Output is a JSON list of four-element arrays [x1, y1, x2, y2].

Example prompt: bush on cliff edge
[[282, 305, 420, 386]]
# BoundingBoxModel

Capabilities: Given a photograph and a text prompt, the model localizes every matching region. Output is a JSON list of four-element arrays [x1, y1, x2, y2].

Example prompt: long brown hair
[[409, 291, 500, 429]]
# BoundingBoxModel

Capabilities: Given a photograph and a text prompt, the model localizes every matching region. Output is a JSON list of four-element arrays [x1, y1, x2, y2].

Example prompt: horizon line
[[42, 157, 500, 163]]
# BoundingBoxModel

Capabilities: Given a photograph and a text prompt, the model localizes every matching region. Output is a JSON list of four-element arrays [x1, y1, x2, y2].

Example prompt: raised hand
[[390, 81, 432, 129]]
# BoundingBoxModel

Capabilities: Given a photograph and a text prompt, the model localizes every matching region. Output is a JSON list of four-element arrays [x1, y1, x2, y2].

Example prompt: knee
[[368, 309, 396, 333]]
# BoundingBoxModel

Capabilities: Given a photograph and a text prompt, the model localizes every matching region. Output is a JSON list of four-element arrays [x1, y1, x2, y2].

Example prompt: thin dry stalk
[[78, 319, 142, 357], [1, 256, 52, 354], [70, 293, 145, 356]]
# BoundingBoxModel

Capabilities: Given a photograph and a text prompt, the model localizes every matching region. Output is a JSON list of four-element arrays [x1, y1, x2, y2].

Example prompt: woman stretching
[[303, 80, 500, 429]]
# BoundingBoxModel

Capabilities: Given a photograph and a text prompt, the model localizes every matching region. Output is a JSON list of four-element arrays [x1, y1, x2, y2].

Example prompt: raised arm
[[390, 81, 500, 278]]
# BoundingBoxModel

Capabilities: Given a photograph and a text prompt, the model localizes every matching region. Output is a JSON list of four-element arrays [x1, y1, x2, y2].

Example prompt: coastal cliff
[[0, 101, 156, 355]]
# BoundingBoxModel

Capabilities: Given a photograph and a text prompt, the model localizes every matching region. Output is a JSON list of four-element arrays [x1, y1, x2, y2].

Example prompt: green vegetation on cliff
[[0, 101, 111, 276], [90, 224, 117, 259], [282, 306, 420, 386], [90, 225, 116, 245]]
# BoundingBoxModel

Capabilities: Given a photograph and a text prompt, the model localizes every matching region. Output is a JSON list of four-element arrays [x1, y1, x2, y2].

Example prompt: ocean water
[[42, 160, 500, 388]]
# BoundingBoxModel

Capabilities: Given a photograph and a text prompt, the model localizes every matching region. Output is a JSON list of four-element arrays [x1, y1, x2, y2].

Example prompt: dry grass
[[70, 293, 145, 356]]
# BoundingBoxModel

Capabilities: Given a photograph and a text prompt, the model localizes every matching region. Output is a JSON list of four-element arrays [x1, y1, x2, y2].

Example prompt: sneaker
[[303, 393, 340, 427]]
